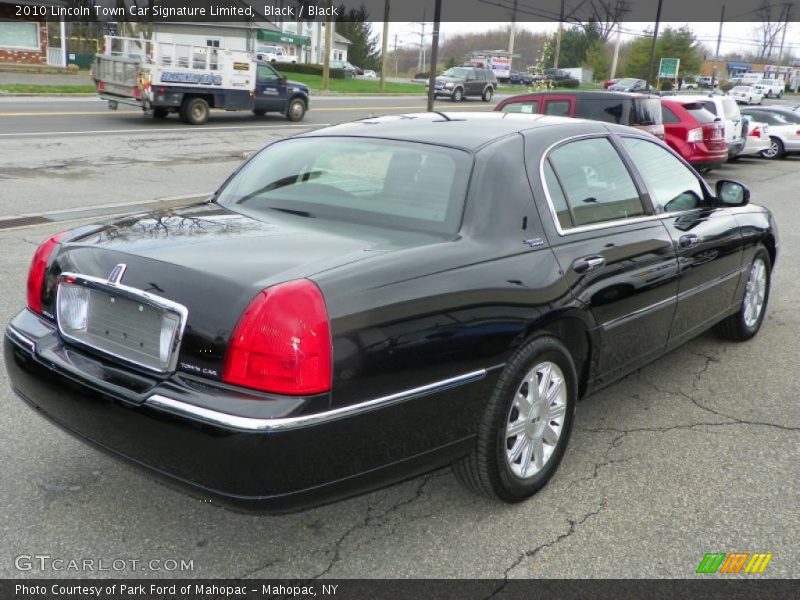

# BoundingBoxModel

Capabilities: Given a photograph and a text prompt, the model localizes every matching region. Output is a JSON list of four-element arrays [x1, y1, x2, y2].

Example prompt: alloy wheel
[[504, 361, 567, 479], [743, 258, 767, 327]]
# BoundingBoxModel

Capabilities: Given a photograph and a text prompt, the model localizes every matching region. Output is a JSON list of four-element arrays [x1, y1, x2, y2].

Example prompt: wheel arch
[[181, 93, 215, 109], [762, 233, 777, 269]]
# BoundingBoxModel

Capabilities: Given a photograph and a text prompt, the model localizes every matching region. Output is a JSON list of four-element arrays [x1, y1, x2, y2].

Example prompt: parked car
[[752, 78, 785, 99], [543, 68, 571, 81], [330, 60, 357, 78], [509, 70, 533, 85], [697, 76, 714, 88], [681, 81, 699, 90], [739, 114, 771, 157], [495, 91, 665, 139], [668, 94, 744, 159], [362, 69, 377, 78], [431, 66, 497, 102], [660, 98, 727, 172], [729, 85, 763, 105], [6, 112, 776, 511], [741, 107, 800, 159], [608, 78, 648, 92]]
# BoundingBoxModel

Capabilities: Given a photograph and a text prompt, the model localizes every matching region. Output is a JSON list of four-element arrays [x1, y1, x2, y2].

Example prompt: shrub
[[561, 77, 580, 88], [275, 62, 346, 79], [720, 80, 735, 92], [660, 79, 674, 91]]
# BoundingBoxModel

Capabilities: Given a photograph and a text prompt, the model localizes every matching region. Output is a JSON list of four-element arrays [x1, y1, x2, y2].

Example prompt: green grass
[[0, 83, 96, 94], [283, 73, 425, 94]]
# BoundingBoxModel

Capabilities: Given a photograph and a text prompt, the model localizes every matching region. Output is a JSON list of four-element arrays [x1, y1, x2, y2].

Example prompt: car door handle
[[679, 234, 701, 248], [572, 255, 605, 273]]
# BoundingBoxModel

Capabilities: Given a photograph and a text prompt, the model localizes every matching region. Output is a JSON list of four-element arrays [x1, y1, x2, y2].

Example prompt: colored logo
[[696, 552, 773, 574]]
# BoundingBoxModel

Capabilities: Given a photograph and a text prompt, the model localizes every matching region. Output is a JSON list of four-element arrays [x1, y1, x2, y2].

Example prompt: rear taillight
[[97, 81, 105, 91], [687, 128, 704, 142], [223, 279, 331, 396], [26, 232, 66, 315], [749, 127, 761, 138]]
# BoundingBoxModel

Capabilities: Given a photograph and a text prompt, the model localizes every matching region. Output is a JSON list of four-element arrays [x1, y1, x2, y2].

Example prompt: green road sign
[[659, 58, 680, 79]]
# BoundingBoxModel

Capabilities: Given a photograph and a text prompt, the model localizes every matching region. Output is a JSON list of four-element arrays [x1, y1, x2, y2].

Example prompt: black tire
[[452, 336, 577, 502], [716, 246, 771, 342], [482, 86, 494, 102], [179, 97, 210, 125], [451, 87, 463, 102], [286, 98, 306, 122], [252, 109, 267, 117], [760, 136, 785, 159], [152, 107, 169, 119]]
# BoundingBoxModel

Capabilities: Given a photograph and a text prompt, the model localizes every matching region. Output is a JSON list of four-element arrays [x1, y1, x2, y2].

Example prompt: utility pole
[[508, 0, 517, 71], [380, 1, 390, 92], [427, 0, 442, 112], [711, 4, 725, 89], [777, 3, 792, 65], [394, 34, 399, 76], [610, 22, 622, 79], [553, 0, 565, 68], [416, 9, 427, 73], [322, 0, 332, 92], [646, 0, 664, 90]]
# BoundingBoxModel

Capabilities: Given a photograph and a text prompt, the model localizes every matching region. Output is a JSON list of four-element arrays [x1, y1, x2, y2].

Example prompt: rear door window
[[576, 98, 625, 124], [501, 101, 539, 114], [545, 137, 645, 228], [631, 99, 662, 126], [544, 99, 571, 116]]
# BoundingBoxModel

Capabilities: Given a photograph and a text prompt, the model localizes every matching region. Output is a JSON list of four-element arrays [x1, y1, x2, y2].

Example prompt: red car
[[660, 99, 727, 172]]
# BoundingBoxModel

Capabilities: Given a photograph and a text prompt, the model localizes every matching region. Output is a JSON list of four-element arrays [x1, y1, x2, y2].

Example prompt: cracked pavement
[[0, 136, 797, 579]]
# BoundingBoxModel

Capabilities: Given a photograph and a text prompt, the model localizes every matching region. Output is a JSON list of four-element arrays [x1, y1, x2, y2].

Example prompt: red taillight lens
[[223, 279, 331, 396], [26, 232, 66, 315], [749, 127, 761, 138]]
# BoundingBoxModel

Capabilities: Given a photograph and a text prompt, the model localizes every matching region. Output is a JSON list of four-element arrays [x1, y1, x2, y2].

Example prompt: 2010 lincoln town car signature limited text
[[5, 113, 777, 511]]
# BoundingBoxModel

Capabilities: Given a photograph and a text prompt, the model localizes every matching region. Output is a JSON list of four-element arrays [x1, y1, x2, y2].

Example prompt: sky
[[381, 21, 798, 61]]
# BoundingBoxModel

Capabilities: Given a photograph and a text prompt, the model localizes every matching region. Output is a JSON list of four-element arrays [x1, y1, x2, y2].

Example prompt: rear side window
[[501, 101, 538, 114], [544, 100, 571, 116], [631, 99, 662, 126], [699, 101, 718, 116], [546, 137, 645, 228], [662, 105, 681, 124], [575, 98, 624, 124], [682, 103, 717, 124]]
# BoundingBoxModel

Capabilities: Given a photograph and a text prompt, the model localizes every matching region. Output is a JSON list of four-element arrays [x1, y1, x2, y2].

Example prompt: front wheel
[[482, 86, 494, 102], [286, 98, 306, 122], [452, 336, 577, 502], [760, 136, 785, 159], [451, 87, 463, 102], [716, 247, 771, 341]]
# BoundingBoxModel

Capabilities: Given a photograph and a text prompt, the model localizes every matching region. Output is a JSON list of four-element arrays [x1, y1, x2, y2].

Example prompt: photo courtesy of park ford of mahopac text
[[0, 0, 799, 598]]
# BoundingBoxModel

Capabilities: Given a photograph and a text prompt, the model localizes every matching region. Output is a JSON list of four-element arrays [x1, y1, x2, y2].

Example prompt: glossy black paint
[[5, 113, 778, 511]]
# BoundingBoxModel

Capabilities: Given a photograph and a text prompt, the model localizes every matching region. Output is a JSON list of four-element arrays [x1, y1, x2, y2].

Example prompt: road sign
[[659, 58, 680, 79]]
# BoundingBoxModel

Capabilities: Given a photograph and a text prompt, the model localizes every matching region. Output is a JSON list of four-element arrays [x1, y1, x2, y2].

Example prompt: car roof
[[503, 90, 655, 101], [295, 112, 612, 151]]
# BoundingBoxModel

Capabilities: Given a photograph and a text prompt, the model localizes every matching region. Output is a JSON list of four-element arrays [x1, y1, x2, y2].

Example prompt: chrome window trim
[[55, 272, 189, 374], [538, 132, 699, 237], [146, 369, 489, 432]]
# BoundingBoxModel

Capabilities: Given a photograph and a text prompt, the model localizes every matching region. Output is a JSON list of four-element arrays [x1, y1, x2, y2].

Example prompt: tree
[[584, 0, 632, 42], [542, 22, 602, 68], [335, 4, 380, 69], [583, 40, 610, 81], [753, 1, 790, 62], [623, 26, 701, 82]]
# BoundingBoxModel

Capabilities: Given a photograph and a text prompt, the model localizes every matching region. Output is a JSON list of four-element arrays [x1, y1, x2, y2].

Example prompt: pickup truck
[[752, 78, 785, 99], [93, 36, 310, 125], [255, 45, 297, 64]]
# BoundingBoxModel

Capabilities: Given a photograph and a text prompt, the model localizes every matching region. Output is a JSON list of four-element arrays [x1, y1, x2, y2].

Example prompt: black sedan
[[6, 113, 777, 512]]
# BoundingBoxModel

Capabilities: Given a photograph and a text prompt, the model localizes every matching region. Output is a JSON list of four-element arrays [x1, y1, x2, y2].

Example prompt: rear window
[[631, 98, 662, 126], [681, 103, 718, 124], [216, 137, 472, 235], [575, 98, 624, 124]]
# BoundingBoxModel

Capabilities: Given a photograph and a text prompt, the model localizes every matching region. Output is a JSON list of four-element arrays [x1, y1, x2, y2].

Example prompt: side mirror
[[716, 180, 750, 206], [278, 77, 288, 85]]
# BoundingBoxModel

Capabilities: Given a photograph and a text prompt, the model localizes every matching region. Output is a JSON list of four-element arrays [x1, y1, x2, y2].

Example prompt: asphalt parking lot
[[0, 119, 797, 580]]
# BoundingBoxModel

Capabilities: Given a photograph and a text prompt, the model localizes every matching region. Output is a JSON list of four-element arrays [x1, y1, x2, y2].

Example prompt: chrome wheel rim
[[289, 101, 304, 119], [505, 361, 567, 479], [192, 104, 205, 121], [743, 258, 767, 327], [762, 141, 778, 158]]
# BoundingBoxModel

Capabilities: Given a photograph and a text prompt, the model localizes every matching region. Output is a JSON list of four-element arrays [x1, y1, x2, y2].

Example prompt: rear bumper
[[727, 139, 746, 158], [5, 309, 489, 512]]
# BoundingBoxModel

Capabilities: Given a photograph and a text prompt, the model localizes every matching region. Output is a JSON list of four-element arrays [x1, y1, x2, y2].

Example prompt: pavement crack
[[237, 557, 282, 579], [311, 470, 447, 579], [487, 500, 607, 598]]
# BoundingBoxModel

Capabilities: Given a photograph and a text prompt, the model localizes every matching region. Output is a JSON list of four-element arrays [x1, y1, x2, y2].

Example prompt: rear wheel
[[451, 87, 463, 102], [152, 107, 169, 119], [716, 247, 771, 341], [179, 97, 210, 125], [252, 109, 267, 117], [482, 86, 494, 102], [452, 336, 577, 502], [760, 136, 785, 159], [286, 98, 306, 122]]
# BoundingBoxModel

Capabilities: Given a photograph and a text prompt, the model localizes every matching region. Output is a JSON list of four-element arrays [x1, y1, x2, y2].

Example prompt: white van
[[670, 94, 744, 159]]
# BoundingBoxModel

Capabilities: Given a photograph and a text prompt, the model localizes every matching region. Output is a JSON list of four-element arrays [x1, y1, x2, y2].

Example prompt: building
[[0, 0, 65, 67], [277, 20, 350, 64], [701, 59, 800, 85]]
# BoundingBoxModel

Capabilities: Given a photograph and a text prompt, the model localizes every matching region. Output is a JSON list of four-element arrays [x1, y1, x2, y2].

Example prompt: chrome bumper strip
[[5, 324, 36, 352], [146, 369, 488, 432]]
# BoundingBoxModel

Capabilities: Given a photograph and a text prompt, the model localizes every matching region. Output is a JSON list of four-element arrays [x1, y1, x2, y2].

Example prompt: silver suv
[[432, 67, 497, 102]]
